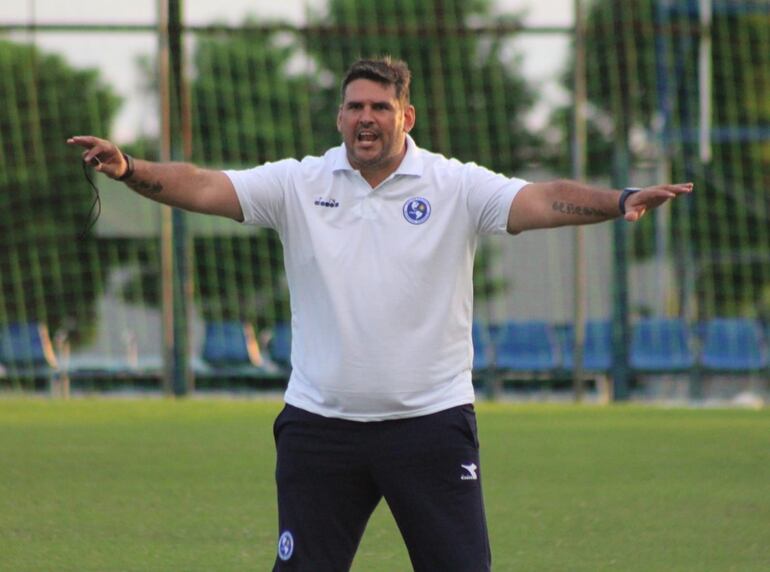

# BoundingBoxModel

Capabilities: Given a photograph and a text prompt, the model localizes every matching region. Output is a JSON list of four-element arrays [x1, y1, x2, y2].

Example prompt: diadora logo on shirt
[[461, 463, 478, 481], [403, 197, 431, 224], [314, 197, 340, 208]]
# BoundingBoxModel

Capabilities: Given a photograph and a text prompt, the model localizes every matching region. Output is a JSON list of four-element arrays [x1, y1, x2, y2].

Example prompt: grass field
[[1, 398, 769, 571]]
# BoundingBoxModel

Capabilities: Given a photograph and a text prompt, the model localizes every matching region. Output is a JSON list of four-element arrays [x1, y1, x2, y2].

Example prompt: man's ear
[[336, 105, 343, 133], [404, 104, 416, 133]]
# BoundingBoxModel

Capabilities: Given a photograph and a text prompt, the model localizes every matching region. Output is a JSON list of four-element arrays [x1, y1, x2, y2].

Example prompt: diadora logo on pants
[[461, 463, 478, 481]]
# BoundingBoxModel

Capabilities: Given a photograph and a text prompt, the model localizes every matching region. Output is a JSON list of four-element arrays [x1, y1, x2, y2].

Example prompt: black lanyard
[[79, 160, 102, 239]]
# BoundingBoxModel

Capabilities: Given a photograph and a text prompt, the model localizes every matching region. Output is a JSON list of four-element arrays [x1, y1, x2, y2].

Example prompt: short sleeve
[[463, 163, 528, 235], [224, 159, 297, 229]]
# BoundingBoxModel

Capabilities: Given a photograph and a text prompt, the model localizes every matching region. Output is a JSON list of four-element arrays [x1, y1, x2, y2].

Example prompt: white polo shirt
[[225, 136, 527, 421]]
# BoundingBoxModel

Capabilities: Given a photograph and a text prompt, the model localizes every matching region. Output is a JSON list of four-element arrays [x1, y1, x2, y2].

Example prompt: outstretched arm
[[506, 179, 693, 234], [67, 135, 244, 221]]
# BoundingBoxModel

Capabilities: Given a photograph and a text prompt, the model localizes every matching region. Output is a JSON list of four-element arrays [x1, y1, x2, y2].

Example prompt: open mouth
[[356, 130, 379, 143]]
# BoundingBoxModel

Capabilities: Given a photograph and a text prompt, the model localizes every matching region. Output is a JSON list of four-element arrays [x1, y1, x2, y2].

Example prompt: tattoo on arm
[[552, 201, 608, 218], [127, 179, 163, 195]]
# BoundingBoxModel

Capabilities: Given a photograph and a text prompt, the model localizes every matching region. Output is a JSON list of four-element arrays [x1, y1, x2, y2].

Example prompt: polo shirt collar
[[396, 135, 423, 177], [331, 134, 424, 178]]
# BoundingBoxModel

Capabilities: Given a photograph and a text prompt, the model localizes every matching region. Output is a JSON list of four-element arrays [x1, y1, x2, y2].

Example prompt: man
[[68, 57, 692, 571]]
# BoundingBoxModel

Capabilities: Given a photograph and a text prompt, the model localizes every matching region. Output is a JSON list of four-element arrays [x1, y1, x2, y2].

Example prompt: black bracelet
[[618, 187, 641, 215], [116, 152, 135, 181]]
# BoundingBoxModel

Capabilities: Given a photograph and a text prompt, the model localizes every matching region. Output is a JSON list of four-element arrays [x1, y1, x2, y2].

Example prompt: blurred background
[[0, 0, 768, 401]]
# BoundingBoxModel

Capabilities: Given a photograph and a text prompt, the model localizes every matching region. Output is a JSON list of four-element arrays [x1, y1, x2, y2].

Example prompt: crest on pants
[[278, 530, 294, 561]]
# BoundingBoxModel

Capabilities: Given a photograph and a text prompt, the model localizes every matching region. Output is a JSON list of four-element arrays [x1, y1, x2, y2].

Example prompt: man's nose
[[359, 106, 374, 123]]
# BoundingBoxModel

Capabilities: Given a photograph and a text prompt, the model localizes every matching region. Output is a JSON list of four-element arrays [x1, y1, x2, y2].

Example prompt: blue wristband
[[619, 187, 641, 215]]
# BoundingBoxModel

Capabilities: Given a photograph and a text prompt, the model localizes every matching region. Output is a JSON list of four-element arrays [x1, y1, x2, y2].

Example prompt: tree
[[124, 24, 319, 328], [305, 0, 539, 172], [550, 0, 770, 317], [0, 40, 120, 343], [194, 26, 329, 327], [191, 22, 319, 165]]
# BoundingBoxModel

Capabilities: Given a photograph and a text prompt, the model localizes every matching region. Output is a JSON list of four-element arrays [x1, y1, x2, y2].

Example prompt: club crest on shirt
[[403, 197, 431, 224], [278, 530, 294, 561]]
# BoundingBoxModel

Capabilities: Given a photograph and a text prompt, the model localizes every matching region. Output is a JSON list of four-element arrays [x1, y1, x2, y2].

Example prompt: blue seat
[[553, 323, 573, 371], [630, 317, 695, 372], [700, 318, 768, 372], [558, 320, 613, 372], [472, 322, 493, 371], [267, 322, 292, 369], [493, 320, 560, 372], [0, 322, 58, 380], [201, 321, 263, 369]]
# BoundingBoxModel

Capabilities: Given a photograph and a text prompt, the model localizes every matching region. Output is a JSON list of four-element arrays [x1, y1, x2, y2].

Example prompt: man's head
[[337, 57, 416, 182], [340, 57, 412, 107]]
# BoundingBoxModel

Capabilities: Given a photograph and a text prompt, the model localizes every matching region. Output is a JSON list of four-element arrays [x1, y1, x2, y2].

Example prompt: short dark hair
[[341, 57, 411, 105]]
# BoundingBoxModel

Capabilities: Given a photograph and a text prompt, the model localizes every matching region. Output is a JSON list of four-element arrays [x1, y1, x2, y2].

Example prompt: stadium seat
[[493, 320, 560, 373], [267, 322, 292, 370], [472, 321, 493, 371], [552, 323, 572, 371], [0, 322, 59, 384], [558, 319, 613, 372], [699, 318, 768, 372], [630, 317, 695, 373], [200, 321, 264, 373]]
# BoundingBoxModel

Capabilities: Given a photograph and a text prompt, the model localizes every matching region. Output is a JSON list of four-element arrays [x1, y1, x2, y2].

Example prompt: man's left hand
[[624, 182, 693, 222]]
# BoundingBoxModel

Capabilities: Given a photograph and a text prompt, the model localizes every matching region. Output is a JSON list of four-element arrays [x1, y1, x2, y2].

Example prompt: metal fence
[[1, 0, 768, 400]]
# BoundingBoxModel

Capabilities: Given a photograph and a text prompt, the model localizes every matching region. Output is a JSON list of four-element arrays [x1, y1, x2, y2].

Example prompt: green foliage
[[547, 0, 661, 175], [186, 25, 319, 325], [122, 27, 312, 325], [306, 0, 539, 174], [583, 0, 659, 139], [658, 4, 770, 317], [193, 234, 290, 328], [545, 106, 616, 177], [191, 23, 319, 165], [551, 1, 770, 316], [0, 40, 120, 341]]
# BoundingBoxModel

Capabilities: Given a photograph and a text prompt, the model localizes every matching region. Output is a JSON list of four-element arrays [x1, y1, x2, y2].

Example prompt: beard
[[344, 134, 404, 171]]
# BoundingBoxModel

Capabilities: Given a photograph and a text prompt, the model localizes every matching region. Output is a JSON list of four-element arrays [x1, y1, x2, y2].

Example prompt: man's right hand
[[66, 134, 244, 221], [67, 135, 129, 179]]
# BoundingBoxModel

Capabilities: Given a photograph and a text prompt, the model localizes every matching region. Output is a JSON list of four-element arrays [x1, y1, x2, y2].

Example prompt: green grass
[[0, 399, 768, 571]]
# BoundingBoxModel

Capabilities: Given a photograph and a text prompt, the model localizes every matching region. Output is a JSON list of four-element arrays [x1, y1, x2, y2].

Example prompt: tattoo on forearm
[[127, 179, 163, 195], [552, 201, 607, 217]]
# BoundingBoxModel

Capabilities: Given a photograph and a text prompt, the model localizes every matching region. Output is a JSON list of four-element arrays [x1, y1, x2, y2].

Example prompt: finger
[[632, 189, 677, 210], [81, 150, 102, 165], [664, 182, 694, 194], [83, 148, 101, 164], [83, 143, 111, 165], [67, 135, 100, 148], [625, 207, 646, 222], [630, 190, 673, 209]]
